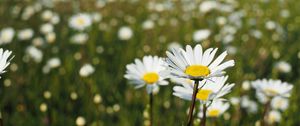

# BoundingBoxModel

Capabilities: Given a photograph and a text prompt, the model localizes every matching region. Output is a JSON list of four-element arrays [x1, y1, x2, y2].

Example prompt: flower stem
[[261, 100, 271, 126], [200, 104, 207, 126], [149, 92, 153, 126], [187, 80, 200, 126]]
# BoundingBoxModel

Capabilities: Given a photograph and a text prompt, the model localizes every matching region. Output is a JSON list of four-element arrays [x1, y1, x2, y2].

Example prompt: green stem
[[261, 100, 271, 126], [187, 80, 200, 126], [200, 104, 207, 126], [149, 92, 153, 126]]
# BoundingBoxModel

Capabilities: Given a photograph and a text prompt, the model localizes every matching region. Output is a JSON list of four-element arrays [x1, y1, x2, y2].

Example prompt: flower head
[[267, 110, 281, 124], [0, 28, 15, 45], [193, 29, 211, 42], [199, 100, 230, 118], [163, 44, 235, 80], [69, 13, 92, 31], [118, 26, 133, 40], [252, 79, 293, 98], [124, 56, 168, 94], [173, 76, 234, 103], [271, 96, 289, 111]]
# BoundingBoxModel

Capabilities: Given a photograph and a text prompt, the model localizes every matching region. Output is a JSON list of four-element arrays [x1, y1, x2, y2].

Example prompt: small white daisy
[[199, 100, 230, 118], [124, 56, 168, 94], [271, 96, 289, 111], [0, 28, 15, 45], [274, 61, 291, 73], [79, 64, 95, 77], [163, 44, 235, 80], [70, 33, 89, 44], [69, 13, 92, 31], [252, 79, 293, 98], [173, 76, 234, 103], [17, 28, 34, 41], [240, 96, 258, 113], [118, 26, 133, 40], [267, 110, 281, 124], [193, 29, 211, 42], [0, 49, 13, 77]]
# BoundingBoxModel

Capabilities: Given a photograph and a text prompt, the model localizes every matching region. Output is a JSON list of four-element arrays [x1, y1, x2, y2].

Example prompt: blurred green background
[[0, 0, 299, 125]]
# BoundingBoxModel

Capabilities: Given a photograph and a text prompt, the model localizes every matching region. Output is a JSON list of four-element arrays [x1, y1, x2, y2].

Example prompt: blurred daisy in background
[[41, 10, 54, 22], [70, 33, 89, 44], [163, 44, 235, 80], [252, 79, 293, 99], [193, 29, 211, 42], [271, 96, 289, 111], [266, 110, 281, 124], [198, 100, 230, 118], [26, 46, 43, 63], [173, 76, 234, 103], [17, 28, 34, 41], [240, 96, 258, 114], [75, 116, 86, 126], [40, 23, 54, 34], [252, 79, 292, 125], [199, 1, 219, 14], [69, 13, 92, 31], [79, 64, 95, 77], [118, 26, 133, 40], [124, 56, 168, 94], [142, 20, 155, 30], [0, 49, 13, 77], [0, 27, 15, 45], [274, 61, 291, 73], [43, 57, 61, 73]]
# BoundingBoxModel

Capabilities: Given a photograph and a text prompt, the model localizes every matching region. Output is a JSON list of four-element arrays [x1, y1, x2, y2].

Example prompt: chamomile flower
[[69, 13, 92, 31], [199, 100, 230, 118], [271, 96, 289, 111], [79, 64, 95, 77], [163, 44, 235, 80], [267, 110, 281, 124], [0, 49, 13, 77], [193, 29, 211, 42], [0, 28, 15, 45], [118, 26, 133, 40], [124, 56, 168, 94], [17, 28, 34, 41], [173, 76, 234, 103], [251, 79, 293, 98]]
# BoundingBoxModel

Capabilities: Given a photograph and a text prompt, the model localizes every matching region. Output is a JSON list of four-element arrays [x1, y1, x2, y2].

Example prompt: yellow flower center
[[264, 88, 278, 96], [143, 72, 159, 84], [196, 89, 212, 101], [207, 109, 220, 117], [185, 65, 210, 77], [77, 18, 85, 25], [268, 114, 276, 123]]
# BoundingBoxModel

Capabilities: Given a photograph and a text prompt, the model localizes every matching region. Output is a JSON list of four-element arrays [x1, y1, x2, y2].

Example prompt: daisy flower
[[198, 100, 230, 118], [69, 13, 92, 31], [0, 48, 13, 77], [124, 56, 168, 94], [173, 76, 235, 103], [193, 29, 211, 42], [163, 44, 235, 80], [271, 96, 289, 111], [118, 26, 133, 40], [0, 27, 15, 45], [251, 79, 293, 98], [267, 110, 281, 124]]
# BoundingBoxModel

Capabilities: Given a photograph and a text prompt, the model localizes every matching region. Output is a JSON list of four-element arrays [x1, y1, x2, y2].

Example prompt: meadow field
[[0, 0, 299, 125]]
